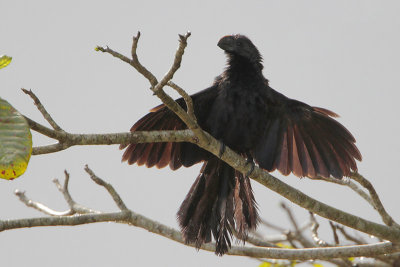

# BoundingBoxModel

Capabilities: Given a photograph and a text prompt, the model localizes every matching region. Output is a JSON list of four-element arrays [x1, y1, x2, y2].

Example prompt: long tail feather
[[177, 157, 258, 255]]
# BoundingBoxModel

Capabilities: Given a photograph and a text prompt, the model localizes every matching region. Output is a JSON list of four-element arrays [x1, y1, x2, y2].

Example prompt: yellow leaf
[[259, 262, 272, 267], [0, 55, 12, 69]]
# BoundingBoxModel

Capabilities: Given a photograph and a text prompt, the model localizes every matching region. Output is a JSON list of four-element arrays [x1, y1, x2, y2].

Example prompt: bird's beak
[[217, 35, 235, 52]]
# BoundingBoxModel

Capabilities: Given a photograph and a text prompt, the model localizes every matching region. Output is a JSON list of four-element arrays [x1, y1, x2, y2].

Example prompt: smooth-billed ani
[[120, 34, 361, 255]]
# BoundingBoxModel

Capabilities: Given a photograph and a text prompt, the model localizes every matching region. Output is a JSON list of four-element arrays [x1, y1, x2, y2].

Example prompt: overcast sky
[[1, 1, 400, 266]]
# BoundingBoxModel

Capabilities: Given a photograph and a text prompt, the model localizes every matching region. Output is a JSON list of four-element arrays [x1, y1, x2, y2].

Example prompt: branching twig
[[259, 218, 287, 232], [309, 176, 375, 207], [281, 202, 300, 233], [130, 31, 158, 86], [96, 31, 207, 145], [350, 173, 400, 228], [310, 213, 330, 247], [84, 165, 128, 211], [329, 221, 340, 245], [53, 170, 100, 214], [14, 190, 73, 216], [167, 80, 196, 122], [336, 225, 366, 245], [22, 88, 63, 131], [281, 203, 314, 248]]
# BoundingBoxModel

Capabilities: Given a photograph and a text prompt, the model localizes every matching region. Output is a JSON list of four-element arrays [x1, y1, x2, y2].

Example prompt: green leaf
[[0, 97, 32, 180], [0, 55, 12, 69]]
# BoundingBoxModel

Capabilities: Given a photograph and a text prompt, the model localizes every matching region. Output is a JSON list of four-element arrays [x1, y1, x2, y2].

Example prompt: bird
[[120, 34, 362, 255]]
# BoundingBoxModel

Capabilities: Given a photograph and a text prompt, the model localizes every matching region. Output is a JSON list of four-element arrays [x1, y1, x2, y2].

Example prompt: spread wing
[[253, 90, 361, 179], [120, 85, 218, 170]]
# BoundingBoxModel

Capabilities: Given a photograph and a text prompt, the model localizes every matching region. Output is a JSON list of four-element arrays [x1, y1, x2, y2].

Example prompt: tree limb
[[3, 167, 399, 261]]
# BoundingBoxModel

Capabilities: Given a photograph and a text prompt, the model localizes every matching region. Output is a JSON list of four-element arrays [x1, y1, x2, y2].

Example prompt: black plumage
[[121, 34, 361, 255]]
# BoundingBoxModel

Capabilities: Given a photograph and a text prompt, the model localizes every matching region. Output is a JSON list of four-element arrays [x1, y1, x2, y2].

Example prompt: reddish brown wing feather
[[120, 104, 200, 170], [254, 103, 361, 179], [121, 86, 218, 170]]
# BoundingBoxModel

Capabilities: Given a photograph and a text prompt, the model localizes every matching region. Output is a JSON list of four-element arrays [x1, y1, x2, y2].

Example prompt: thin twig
[[336, 225, 367, 245], [329, 221, 340, 245], [14, 190, 73, 216], [84, 165, 128, 211], [167, 80, 196, 123], [309, 214, 354, 266], [310, 176, 374, 207], [21, 88, 63, 131], [281, 202, 300, 232], [232, 229, 280, 248], [52, 170, 100, 214], [130, 31, 158, 86], [95, 46, 133, 67], [351, 172, 400, 228], [259, 218, 286, 232], [281, 203, 314, 248], [310, 213, 329, 247], [153, 32, 191, 93], [99, 32, 204, 143]]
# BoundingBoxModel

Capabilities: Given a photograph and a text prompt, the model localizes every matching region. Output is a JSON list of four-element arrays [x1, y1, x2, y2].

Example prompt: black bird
[[120, 34, 362, 255]]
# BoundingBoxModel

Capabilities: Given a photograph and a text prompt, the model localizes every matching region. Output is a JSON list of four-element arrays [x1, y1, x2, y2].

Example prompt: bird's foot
[[218, 140, 226, 158], [245, 157, 255, 177]]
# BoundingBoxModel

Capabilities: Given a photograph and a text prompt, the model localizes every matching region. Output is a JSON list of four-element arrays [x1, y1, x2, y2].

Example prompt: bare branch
[[167, 80, 196, 122], [84, 165, 128, 211], [350, 173, 400, 228], [24, 116, 64, 140], [336, 225, 367, 245], [310, 213, 330, 247], [281, 202, 300, 232], [26, 116, 196, 155], [95, 45, 131, 65], [259, 218, 287, 232], [310, 176, 374, 207], [130, 31, 158, 86], [153, 32, 191, 94], [232, 229, 280, 248], [5, 164, 400, 261], [32, 143, 69, 155], [329, 221, 340, 245], [22, 88, 63, 131], [0, 209, 397, 260], [281, 203, 314, 248], [97, 32, 208, 144], [53, 170, 100, 214], [14, 190, 73, 216]]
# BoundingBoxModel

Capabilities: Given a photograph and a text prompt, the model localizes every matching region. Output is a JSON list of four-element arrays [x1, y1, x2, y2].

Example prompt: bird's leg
[[218, 140, 226, 158], [245, 153, 255, 176]]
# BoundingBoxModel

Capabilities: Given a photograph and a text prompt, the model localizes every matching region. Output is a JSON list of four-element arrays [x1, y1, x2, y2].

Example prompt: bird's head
[[217, 34, 262, 64]]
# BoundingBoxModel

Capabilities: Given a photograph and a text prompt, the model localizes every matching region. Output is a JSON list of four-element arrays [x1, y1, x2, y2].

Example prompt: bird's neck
[[225, 56, 264, 82]]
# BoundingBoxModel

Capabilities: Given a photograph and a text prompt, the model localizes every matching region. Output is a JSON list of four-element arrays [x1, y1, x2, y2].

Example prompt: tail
[[177, 157, 258, 255]]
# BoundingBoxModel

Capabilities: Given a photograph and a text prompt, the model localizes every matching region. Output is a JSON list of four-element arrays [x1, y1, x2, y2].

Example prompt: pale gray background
[[1, 1, 399, 266]]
